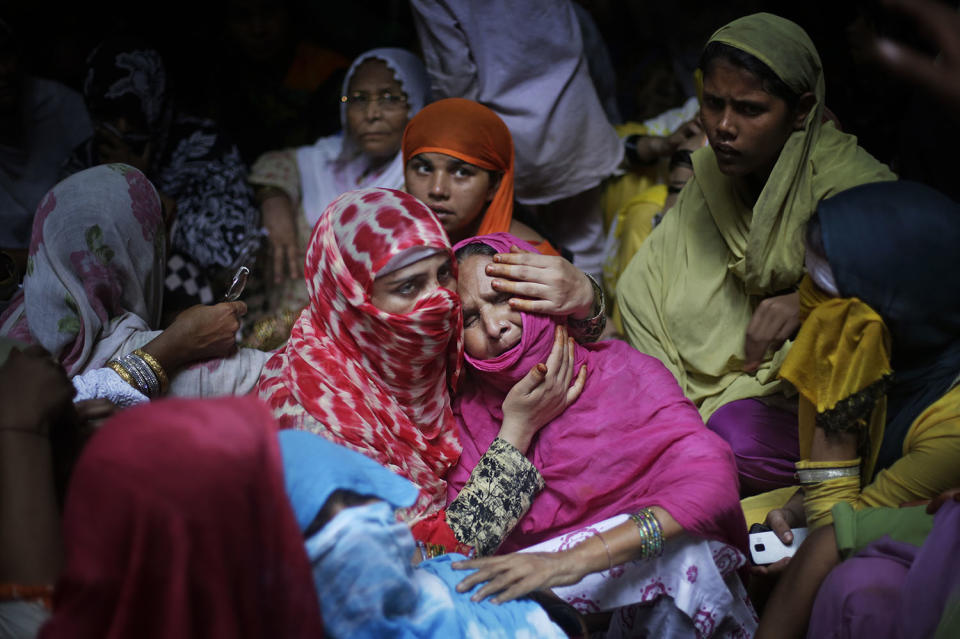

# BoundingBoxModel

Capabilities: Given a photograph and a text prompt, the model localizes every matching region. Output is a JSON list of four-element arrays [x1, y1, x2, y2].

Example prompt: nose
[[482, 308, 509, 339], [428, 171, 450, 200], [715, 107, 736, 140], [363, 97, 383, 119]]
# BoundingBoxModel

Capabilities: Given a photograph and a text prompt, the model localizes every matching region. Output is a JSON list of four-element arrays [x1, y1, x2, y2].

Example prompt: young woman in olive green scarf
[[615, 13, 896, 495]]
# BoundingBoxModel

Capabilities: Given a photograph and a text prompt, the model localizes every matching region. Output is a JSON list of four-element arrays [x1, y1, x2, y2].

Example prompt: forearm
[[755, 524, 841, 639], [558, 506, 683, 578], [446, 438, 544, 556], [0, 430, 62, 584]]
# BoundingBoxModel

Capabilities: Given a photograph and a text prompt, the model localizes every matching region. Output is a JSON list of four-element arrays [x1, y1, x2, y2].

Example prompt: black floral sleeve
[[445, 437, 544, 557]]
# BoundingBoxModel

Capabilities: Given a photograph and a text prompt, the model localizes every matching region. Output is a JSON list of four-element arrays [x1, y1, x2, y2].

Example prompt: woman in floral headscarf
[[0, 163, 267, 398]]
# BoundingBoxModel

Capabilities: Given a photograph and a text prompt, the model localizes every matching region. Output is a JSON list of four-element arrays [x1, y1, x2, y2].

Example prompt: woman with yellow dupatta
[[763, 179, 960, 544], [615, 13, 896, 495]]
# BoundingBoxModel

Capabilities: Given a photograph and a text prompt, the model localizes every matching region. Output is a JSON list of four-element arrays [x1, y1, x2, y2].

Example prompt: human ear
[[793, 92, 817, 130]]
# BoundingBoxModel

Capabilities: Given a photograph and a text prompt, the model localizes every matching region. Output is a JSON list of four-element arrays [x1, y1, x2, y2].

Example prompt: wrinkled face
[[459, 254, 522, 359], [345, 59, 409, 161], [369, 253, 455, 315], [700, 59, 799, 182], [404, 152, 497, 241]]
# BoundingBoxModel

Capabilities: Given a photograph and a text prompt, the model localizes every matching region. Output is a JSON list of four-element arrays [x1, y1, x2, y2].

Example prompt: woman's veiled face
[[404, 152, 498, 241], [369, 254, 455, 315], [345, 59, 410, 161], [458, 254, 522, 359], [700, 59, 800, 182]]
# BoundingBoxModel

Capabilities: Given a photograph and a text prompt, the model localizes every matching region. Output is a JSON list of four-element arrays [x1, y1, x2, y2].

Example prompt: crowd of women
[[1, 1, 959, 638]]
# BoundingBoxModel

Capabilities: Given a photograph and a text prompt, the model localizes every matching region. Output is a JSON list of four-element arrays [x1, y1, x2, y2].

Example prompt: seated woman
[[277, 428, 578, 638], [256, 187, 600, 555], [401, 97, 558, 255], [36, 396, 324, 638], [65, 36, 262, 321], [446, 233, 755, 635], [757, 179, 960, 556], [246, 47, 430, 349], [757, 487, 960, 639], [0, 164, 267, 400], [614, 12, 896, 496]]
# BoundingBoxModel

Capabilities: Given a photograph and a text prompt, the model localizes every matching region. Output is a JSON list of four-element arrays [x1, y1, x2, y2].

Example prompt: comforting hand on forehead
[[483, 246, 596, 320]]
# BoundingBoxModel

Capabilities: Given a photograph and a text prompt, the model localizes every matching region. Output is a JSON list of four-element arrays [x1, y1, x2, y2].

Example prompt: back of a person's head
[[40, 396, 324, 639]]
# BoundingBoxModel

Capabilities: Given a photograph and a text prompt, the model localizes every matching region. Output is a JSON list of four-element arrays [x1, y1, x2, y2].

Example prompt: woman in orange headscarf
[[402, 98, 560, 256]]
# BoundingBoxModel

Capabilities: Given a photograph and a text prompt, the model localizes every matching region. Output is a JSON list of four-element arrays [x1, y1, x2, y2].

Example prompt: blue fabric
[[816, 180, 960, 472], [306, 502, 566, 639], [278, 429, 418, 532]]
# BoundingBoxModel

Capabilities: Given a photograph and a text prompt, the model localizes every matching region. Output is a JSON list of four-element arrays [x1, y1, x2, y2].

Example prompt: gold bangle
[[133, 348, 168, 393], [106, 360, 136, 388]]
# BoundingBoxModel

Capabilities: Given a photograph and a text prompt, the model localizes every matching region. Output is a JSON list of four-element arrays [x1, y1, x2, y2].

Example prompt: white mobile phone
[[749, 527, 809, 565]]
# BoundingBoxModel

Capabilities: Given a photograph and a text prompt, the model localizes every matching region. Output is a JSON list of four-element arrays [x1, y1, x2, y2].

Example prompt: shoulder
[[507, 219, 546, 244]]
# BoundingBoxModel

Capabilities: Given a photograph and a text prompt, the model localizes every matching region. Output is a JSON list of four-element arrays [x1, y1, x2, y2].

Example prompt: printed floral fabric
[[445, 437, 545, 556], [0, 164, 164, 375], [521, 515, 758, 638], [256, 188, 463, 521]]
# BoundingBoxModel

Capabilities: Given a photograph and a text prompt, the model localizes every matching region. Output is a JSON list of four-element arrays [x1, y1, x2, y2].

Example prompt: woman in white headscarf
[[246, 48, 430, 349]]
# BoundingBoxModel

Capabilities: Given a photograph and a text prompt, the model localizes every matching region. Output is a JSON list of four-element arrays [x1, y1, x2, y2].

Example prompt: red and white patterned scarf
[[256, 188, 463, 520]]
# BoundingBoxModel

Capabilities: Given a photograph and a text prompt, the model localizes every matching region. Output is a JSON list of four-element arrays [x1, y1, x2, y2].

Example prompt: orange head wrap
[[402, 98, 515, 236]]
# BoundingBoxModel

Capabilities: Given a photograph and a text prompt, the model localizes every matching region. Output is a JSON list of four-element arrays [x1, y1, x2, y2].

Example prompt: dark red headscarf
[[40, 396, 324, 639]]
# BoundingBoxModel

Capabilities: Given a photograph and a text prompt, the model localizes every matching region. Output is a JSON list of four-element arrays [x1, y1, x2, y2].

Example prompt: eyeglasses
[[340, 91, 408, 112]]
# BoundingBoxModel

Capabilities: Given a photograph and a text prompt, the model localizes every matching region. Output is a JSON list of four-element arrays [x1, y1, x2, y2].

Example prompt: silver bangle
[[120, 353, 160, 398], [795, 466, 860, 485]]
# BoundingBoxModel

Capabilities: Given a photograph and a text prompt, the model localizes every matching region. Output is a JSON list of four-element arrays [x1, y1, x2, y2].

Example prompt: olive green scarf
[[615, 13, 896, 419]]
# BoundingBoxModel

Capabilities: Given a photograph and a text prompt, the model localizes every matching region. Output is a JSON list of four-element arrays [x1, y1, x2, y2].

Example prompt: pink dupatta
[[449, 233, 748, 554]]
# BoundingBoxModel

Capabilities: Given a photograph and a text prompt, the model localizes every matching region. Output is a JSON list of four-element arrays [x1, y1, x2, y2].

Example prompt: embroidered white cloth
[[72, 367, 148, 407], [519, 514, 758, 638]]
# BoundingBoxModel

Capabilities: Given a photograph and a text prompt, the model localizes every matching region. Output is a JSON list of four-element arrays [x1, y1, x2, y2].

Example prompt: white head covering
[[297, 48, 431, 226]]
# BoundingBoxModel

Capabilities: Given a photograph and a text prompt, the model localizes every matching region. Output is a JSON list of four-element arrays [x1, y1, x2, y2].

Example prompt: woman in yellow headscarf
[[615, 13, 896, 495]]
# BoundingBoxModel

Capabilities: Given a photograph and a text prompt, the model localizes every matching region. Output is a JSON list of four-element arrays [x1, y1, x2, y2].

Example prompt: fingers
[[544, 326, 567, 376], [491, 278, 549, 300], [75, 398, 117, 421], [767, 509, 794, 545], [486, 261, 542, 284], [492, 250, 549, 269], [514, 362, 548, 396], [566, 364, 588, 403], [227, 300, 248, 317]]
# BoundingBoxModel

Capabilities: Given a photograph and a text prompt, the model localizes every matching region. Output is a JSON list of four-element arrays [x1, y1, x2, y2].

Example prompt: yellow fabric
[[741, 486, 800, 530], [794, 385, 960, 528], [794, 458, 862, 529], [780, 278, 893, 471], [601, 121, 662, 231], [614, 13, 896, 419], [603, 184, 667, 303]]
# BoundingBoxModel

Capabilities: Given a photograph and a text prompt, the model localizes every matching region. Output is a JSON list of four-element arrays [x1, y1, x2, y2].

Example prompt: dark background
[[3, 0, 952, 184]]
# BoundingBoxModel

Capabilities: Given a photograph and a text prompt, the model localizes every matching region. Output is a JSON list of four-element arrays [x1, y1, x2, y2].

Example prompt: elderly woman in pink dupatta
[[448, 233, 755, 637]]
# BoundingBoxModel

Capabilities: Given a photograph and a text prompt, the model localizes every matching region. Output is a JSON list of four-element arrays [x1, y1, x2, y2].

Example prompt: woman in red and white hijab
[[255, 188, 585, 553]]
